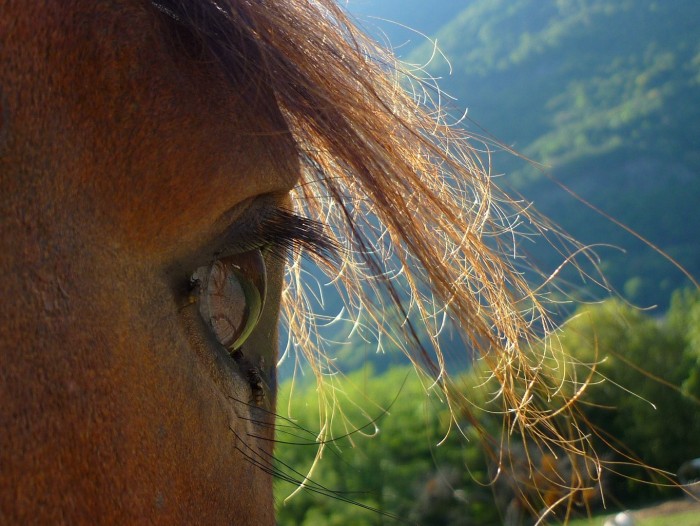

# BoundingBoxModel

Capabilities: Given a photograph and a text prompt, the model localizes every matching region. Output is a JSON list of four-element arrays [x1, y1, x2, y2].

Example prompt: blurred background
[[274, 2, 700, 524]]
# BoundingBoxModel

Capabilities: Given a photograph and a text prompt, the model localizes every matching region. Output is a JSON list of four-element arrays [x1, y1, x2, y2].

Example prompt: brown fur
[[0, 2, 297, 522]]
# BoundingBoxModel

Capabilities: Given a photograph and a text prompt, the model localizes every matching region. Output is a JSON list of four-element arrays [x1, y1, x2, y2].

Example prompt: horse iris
[[192, 250, 267, 351]]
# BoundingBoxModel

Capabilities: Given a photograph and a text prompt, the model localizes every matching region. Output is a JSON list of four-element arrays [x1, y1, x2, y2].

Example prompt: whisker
[[229, 373, 407, 446], [228, 423, 412, 522]]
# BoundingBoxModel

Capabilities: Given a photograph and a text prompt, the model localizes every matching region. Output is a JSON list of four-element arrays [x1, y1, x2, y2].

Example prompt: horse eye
[[191, 250, 267, 351]]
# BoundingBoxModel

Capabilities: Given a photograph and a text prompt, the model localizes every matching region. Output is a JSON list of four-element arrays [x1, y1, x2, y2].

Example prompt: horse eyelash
[[255, 209, 339, 264]]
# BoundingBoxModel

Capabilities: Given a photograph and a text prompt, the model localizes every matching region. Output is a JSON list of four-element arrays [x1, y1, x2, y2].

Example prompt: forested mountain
[[346, 0, 464, 47], [348, 0, 700, 310], [274, 4, 700, 522]]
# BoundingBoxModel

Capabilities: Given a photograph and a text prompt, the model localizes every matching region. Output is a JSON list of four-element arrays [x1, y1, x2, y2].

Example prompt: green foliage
[[556, 291, 700, 501], [666, 289, 700, 399], [275, 291, 700, 522], [274, 366, 499, 525]]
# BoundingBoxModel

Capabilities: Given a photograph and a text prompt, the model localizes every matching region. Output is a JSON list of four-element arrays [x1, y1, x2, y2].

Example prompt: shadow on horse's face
[[0, 3, 296, 523]]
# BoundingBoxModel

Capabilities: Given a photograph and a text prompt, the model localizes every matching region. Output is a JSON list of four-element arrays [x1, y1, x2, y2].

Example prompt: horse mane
[[153, 0, 607, 515]]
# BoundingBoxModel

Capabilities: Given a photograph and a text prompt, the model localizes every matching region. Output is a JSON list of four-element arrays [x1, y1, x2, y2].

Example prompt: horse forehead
[[4, 3, 153, 63], [3, 2, 235, 141], [2, 1, 299, 255]]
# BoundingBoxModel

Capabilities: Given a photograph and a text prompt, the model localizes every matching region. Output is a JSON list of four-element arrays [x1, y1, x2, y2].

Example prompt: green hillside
[[347, 0, 464, 44], [285, 0, 700, 376], [405, 0, 700, 308], [274, 4, 700, 521], [273, 4, 700, 521]]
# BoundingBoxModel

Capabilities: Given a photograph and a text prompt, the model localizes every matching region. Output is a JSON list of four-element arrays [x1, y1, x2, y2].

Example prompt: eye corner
[[189, 265, 207, 288]]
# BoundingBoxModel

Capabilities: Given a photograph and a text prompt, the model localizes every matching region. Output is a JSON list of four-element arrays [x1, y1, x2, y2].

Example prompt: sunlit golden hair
[[164, 0, 622, 519]]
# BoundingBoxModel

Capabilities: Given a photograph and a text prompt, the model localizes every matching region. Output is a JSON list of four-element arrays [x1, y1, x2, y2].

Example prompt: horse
[[0, 0, 622, 523]]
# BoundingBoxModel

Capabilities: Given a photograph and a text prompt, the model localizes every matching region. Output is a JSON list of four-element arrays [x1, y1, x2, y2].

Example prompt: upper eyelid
[[215, 205, 338, 263]]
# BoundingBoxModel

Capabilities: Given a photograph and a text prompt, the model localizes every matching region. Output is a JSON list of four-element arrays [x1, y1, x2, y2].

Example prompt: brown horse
[[0, 2, 302, 522], [0, 1, 614, 524]]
